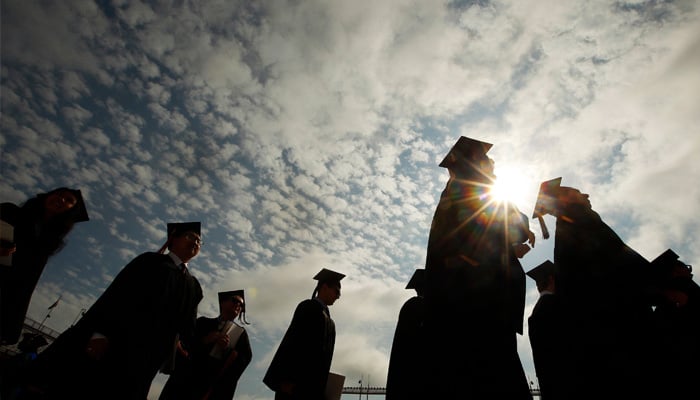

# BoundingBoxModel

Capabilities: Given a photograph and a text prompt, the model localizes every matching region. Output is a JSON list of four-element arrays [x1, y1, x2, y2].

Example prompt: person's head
[[532, 178, 592, 239], [556, 187, 591, 211], [162, 222, 201, 263], [526, 260, 557, 293], [440, 136, 495, 183], [650, 249, 694, 307], [312, 268, 345, 306], [218, 290, 249, 324], [24, 187, 89, 255], [406, 269, 426, 297]]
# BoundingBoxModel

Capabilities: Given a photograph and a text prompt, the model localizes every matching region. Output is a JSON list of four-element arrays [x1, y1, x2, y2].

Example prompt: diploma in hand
[[209, 321, 244, 359]]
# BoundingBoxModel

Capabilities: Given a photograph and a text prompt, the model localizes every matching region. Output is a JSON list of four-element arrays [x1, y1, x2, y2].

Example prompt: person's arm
[[83, 253, 154, 359], [0, 203, 20, 257]]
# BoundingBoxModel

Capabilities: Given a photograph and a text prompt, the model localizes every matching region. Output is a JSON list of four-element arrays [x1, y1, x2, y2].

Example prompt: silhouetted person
[[263, 268, 344, 400], [526, 260, 565, 400], [0, 333, 49, 399], [386, 269, 425, 400], [424, 137, 533, 399], [25, 222, 204, 400], [532, 178, 653, 398], [647, 249, 700, 399], [160, 290, 252, 400], [0, 187, 89, 345]]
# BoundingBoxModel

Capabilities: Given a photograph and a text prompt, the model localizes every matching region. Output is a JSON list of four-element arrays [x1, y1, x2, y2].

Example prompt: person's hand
[[513, 243, 531, 259], [279, 382, 295, 395], [0, 244, 16, 257], [176, 340, 189, 358], [203, 331, 221, 344], [527, 230, 536, 247], [216, 334, 230, 348], [85, 337, 110, 360]]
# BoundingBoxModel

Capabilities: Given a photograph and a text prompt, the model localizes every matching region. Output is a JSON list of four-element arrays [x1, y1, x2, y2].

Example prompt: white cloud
[[3, 1, 699, 399]]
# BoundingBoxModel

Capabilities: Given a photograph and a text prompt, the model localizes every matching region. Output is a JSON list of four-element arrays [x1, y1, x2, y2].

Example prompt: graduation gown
[[263, 299, 335, 400], [385, 295, 425, 400], [28, 252, 203, 400], [1, 203, 56, 344], [423, 180, 531, 399], [553, 203, 653, 397], [160, 317, 252, 400], [528, 292, 565, 399]]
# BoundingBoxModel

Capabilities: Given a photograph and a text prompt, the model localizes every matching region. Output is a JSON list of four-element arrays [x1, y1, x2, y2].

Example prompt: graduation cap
[[439, 136, 493, 169], [313, 268, 346, 286], [70, 189, 89, 222], [158, 222, 201, 253], [526, 260, 556, 287], [650, 249, 692, 280], [532, 177, 562, 240], [406, 269, 425, 290], [167, 222, 201, 238], [48, 187, 89, 222], [218, 289, 245, 305]]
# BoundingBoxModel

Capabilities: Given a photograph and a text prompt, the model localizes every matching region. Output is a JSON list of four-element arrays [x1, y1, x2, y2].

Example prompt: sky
[[1, 0, 699, 399]]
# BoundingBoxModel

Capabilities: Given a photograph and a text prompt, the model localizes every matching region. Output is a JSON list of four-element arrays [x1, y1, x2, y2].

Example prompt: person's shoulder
[[297, 298, 321, 311], [0, 202, 21, 221], [196, 316, 218, 326], [137, 251, 172, 262], [123, 252, 172, 271]]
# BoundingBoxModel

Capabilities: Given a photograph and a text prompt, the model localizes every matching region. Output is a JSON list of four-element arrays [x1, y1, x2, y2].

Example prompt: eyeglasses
[[183, 233, 202, 245]]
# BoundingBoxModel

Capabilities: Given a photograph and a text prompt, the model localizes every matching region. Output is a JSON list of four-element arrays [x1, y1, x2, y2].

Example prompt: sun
[[489, 166, 529, 206]]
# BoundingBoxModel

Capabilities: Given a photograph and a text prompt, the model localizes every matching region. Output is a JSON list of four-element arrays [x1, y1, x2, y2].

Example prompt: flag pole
[[39, 295, 62, 330]]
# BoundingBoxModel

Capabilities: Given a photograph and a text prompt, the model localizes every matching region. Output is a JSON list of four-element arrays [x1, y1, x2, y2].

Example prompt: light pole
[[71, 308, 87, 326]]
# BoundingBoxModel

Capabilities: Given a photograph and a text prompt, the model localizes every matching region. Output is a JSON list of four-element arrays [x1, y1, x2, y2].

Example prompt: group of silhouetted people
[[385, 136, 699, 400], [1, 188, 345, 400], [0, 214, 257, 400], [2, 136, 698, 400]]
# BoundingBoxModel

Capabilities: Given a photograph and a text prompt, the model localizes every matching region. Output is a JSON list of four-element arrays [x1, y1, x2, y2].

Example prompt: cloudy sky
[[2, 0, 699, 398]]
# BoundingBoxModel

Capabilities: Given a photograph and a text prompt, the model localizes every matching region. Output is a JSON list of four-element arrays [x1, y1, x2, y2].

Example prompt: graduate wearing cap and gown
[[263, 268, 344, 400], [424, 137, 533, 399], [526, 260, 566, 400], [25, 222, 203, 400], [532, 178, 654, 398], [646, 249, 700, 399], [160, 290, 252, 400], [0, 187, 89, 345], [385, 269, 426, 400]]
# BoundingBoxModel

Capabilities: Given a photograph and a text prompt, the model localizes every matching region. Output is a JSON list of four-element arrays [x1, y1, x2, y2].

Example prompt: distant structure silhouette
[[424, 137, 533, 399]]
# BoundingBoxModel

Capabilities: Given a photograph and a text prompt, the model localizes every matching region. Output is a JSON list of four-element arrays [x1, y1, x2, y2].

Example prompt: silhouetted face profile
[[449, 155, 496, 183], [557, 187, 591, 210], [44, 189, 78, 217], [169, 231, 201, 262], [221, 295, 244, 320], [318, 282, 341, 306]]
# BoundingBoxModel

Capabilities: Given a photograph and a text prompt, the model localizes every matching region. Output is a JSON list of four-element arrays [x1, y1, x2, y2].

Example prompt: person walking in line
[[160, 290, 252, 400], [263, 268, 345, 400], [1, 187, 89, 345], [526, 260, 566, 399], [386, 269, 426, 400], [424, 136, 533, 399], [25, 222, 204, 400]]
